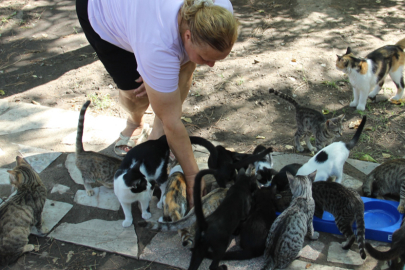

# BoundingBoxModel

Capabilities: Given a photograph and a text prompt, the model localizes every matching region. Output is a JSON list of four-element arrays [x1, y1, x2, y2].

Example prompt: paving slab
[[74, 186, 120, 211], [48, 219, 138, 259], [346, 158, 380, 175], [0, 168, 10, 185], [341, 175, 363, 190], [31, 199, 73, 237], [65, 153, 84, 185], [50, 184, 70, 194], [15, 144, 62, 173], [300, 241, 324, 261], [327, 242, 364, 266], [0, 147, 4, 156], [272, 152, 311, 171]]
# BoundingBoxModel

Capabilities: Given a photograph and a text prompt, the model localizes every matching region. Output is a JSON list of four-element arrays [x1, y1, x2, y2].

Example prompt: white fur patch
[[169, 165, 183, 176]]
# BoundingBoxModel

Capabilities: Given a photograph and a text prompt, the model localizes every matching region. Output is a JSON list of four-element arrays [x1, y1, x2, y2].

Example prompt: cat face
[[286, 170, 316, 198], [326, 114, 345, 137], [7, 157, 32, 188], [336, 47, 368, 74]]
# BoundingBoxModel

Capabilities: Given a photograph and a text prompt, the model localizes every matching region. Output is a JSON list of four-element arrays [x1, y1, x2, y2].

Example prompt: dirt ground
[[1, 0, 405, 269]]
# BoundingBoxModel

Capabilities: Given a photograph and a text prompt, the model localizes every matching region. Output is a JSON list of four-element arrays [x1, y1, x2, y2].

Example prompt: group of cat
[[1, 38, 405, 268]]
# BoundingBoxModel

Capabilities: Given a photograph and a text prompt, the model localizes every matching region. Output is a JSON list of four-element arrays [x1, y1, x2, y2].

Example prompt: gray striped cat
[[269, 88, 345, 152], [0, 157, 47, 266], [138, 187, 228, 247], [312, 181, 366, 259], [76, 100, 122, 196], [262, 171, 318, 270], [362, 159, 405, 213]]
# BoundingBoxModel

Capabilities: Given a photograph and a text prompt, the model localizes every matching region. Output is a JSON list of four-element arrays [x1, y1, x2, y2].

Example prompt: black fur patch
[[315, 151, 328, 163]]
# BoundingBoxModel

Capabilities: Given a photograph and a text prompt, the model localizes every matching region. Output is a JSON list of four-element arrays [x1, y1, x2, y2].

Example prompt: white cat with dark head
[[296, 116, 366, 183]]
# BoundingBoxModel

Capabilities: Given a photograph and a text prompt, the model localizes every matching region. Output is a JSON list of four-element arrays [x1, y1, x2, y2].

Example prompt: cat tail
[[268, 88, 300, 108], [345, 115, 366, 150], [194, 169, 214, 232], [395, 38, 405, 50], [189, 137, 218, 169], [365, 243, 403, 261], [233, 147, 273, 169], [355, 213, 367, 260], [138, 208, 196, 231], [76, 100, 91, 154]]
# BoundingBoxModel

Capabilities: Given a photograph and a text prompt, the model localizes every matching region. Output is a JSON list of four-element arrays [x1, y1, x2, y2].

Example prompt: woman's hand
[[133, 76, 148, 98]]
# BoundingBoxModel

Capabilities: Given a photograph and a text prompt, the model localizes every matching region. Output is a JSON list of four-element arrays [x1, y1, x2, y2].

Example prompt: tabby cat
[[296, 115, 366, 183], [365, 218, 405, 270], [336, 38, 405, 111], [262, 171, 318, 270], [362, 158, 405, 213], [189, 167, 256, 270], [159, 164, 190, 244], [0, 156, 47, 266], [269, 88, 345, 152], [138, 187, 229, 247], [76, 100, 122, 196], [312, 181, 366, 259]]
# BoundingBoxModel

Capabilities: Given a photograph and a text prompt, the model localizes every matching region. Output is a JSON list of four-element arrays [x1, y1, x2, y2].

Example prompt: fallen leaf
[[32, 75, 37, 78], [0, 90, 5, 95], [382, 153, 391, 158], [34, 245, 40, 252], [322, 109, 329, 115], [257, 9, 265, 13], [181, 117, 192, 123], [365, 126, 373, 131], [52, 258, 58, 263], [92, 252, 97, 256], [291, 59, 296, 62], [390, 99, 405, 105], [349, 119, 362, 129], [306, 263, 312, 269], [66, 251, 74, 263], [273, 4, 282, 7], [256, 135, 265, 139], [100, 252, 106, 258], [226, 147, 235, 151], [285, 145, 294, 150], [253, 59, 260, 64], [32, 100, 40, 105], [359, 154, 377, 163]]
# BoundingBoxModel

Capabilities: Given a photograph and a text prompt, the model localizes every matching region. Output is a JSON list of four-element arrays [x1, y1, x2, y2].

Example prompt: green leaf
[[0, 90, 5, 95], [358, 154, 377, 163]]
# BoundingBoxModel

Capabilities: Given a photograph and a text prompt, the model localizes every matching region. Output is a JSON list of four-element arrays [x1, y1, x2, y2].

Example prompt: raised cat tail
[[365, 243, 403, 261], [396, 37, 405, 50], [269, 88, 300, 108], [76, 100, 91, 154], [194, 169, 214, 233], [354, 212, 367, 259], [346, 115, 366, 150], [189, 137, 219, 169]]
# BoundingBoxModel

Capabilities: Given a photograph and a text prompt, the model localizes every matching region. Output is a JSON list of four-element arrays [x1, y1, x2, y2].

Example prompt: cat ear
[[338, 114, 345, 121], [286, 171, 295, 184], [16, 156, 27, 166], [346, 47, 352, 54], [238, 167, 246, 176], [336, 54, 342, 60], [308, 170, 317, 182]]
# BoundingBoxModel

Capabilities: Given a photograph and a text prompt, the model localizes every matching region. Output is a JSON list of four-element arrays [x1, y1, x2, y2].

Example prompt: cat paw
[[308, 146, 317, 152], [356, 104, 366, 111], [368, 95, 377, 102], [122, 219, 133, 227], [309, 231, 319, 240], [158, 216, 164, 222], [397, 205, 405, 213], [157, 201, 163, 209], [86, 189, 95, 196], [142, 212, 152, 220], [35, 226, 49, 236], [390, 95, 402, 101], [296, 146, 304, 152], [349, 101, 358, 107], [182, 239, 193, 247]]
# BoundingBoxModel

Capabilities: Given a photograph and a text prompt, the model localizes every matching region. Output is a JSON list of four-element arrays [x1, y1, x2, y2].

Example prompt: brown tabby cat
[[0, 156, 47, 266], [76, 100, 122, 196], [160, 165, 191, 245], [138, 187, 228, 247], [336, 38, 405, 111], [269, 88, 345, 152], [362, 158, 405, 213], [365, 218, 405, 270]]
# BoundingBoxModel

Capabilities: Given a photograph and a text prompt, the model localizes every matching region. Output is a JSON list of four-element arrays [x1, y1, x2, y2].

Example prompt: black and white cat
[[296, 116, 366, 183], [251, 145, 274, 187]]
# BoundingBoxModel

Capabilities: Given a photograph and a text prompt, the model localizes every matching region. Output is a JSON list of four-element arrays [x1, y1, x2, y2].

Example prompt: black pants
[[76, 0, 142, 90]]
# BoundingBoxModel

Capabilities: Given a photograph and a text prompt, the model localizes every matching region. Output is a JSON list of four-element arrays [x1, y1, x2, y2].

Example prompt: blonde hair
[[180, 0, 239, 52]]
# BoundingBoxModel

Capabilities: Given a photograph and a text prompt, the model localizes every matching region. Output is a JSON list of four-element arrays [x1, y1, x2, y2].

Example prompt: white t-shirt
[[88, 0, 233, 93]]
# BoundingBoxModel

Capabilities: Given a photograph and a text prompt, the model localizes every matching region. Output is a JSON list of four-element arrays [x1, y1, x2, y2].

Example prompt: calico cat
[[188, 167, 256, 270], [365, 218, 405, 270], [296, 115, 366, 183], [138, 187, 229, 247], [312, 181, 366, 259], [0, 156, 47, 266], [76, 100, 122, 196], [336, 38, 405, 111], [362, 158, 405, 213], [262, 171, 318, 270], [159, 164, 191, 244], [269, 88, 345, 153]]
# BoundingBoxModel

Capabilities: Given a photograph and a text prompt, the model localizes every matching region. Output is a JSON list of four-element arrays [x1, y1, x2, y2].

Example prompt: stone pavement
[[0, 99, 395, 269]]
